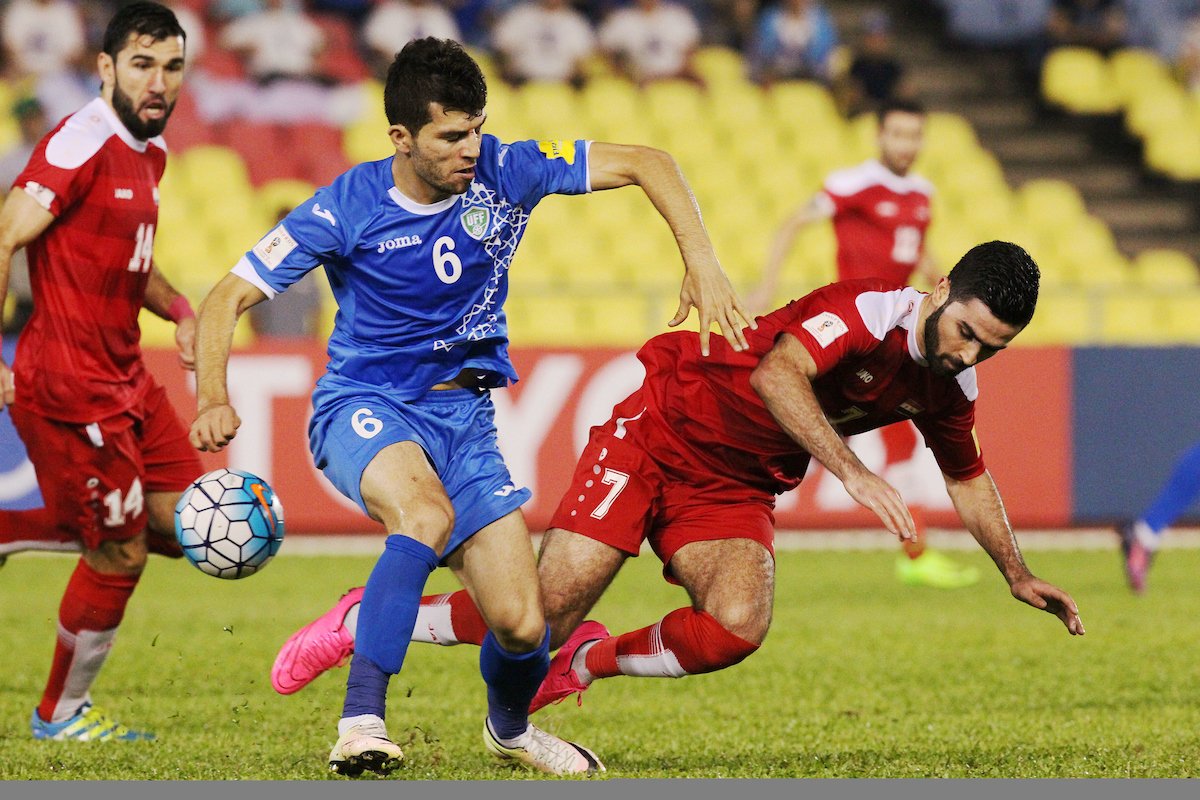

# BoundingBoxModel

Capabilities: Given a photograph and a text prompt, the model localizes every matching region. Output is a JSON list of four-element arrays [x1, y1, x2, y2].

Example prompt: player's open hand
[[842, 469, 916, 543], [175, 316, 196, 371], [0, 359, 13, 411], [671, 259, 757, 357], [190, 403, 241, 453], [1009, 576, 1085, 635]]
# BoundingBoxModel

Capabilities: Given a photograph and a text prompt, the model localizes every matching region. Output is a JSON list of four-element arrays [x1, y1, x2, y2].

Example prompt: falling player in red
[[748, 98, 975, 590], [0, 3, 201, 741], [271, 241, 1084, 722]]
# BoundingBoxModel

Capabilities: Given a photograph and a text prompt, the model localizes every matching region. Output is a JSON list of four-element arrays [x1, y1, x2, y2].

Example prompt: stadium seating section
[[4, 45, 1195, 348]]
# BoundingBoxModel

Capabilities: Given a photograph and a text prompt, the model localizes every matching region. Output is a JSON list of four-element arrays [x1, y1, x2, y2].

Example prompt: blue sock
[[480, 625, 550, 740], [1143, 442, 1200, 536], [342, 534, 440, 720]]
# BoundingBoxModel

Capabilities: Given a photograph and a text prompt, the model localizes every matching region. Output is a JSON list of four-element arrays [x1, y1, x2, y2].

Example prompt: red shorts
[[11, 379, 202, 550], [548, 389, 776, 583]]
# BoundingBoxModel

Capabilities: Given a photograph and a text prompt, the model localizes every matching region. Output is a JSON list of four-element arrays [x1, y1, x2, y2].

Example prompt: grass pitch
[[2, 544, 1198, 779]]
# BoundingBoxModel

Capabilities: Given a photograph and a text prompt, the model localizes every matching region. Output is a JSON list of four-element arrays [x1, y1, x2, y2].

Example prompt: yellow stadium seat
[[693, 46, 747, 88], [1132, 249, 1199, 288], [256, 179, 316, 219], [641, 80, 706, 134], [588, 294, 655, 347], [1041, 47, 1119, 114], [1144, 126, 1200, 181], [1020, 292, 1093, 345], [766, 81, 840, 132], [513, 81, 582, 137], [1100, 293, 1172, 344], [1016, 179, 1087, 237], [1124, 83, 1191, 140], [922, 112, 979, 164], [1108, 48, 1174, 107], [1164, 292, 1200, 342]]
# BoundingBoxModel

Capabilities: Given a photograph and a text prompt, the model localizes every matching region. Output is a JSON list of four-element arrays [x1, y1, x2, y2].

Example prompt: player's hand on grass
[[175, 316, 196, 371], [1009, 577, 1085, 636], [671, 260, 757, 357], [0, 359, 13, 411], [842, 469, 916, 543], [190, 403, 240, 452]]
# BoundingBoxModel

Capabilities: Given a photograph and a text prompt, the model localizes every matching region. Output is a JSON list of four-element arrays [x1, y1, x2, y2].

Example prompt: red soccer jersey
[[636, 279, 985, 496], [819, 159, 933, 285], [13, 97, 167, 423]]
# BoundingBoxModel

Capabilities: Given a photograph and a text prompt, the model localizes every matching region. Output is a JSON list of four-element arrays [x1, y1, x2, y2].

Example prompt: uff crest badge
[[460, 206, 490, 241]]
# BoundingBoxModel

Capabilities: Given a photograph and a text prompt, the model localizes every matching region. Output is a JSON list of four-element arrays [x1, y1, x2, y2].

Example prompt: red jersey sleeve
[[913, 388, 986, 481], [780, 281, 888, 376], [15, 125, 101, 217]]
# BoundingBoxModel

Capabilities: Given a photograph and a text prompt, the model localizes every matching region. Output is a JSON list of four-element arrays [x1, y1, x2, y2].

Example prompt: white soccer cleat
[[483, 718, 605, 776], [328, 716, 404, 777]]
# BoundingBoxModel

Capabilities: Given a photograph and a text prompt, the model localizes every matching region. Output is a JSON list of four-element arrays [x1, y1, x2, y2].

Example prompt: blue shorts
[[309, 378, 531, 562]]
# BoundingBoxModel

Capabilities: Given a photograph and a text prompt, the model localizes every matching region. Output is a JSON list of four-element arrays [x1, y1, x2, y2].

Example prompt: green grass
[[1, 546, 1198, 779]]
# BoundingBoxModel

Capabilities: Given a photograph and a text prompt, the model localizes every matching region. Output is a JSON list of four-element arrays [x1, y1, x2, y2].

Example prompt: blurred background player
[[189, 37, 750, 778], [746, 98, 978, 591], [1118, 439, 1200, 593], [272, 242, 1085, 718], [0, 2, 201, 741]]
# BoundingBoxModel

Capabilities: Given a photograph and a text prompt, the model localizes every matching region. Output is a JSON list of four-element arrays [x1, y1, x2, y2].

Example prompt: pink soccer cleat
[[529, 620, 610, 714], [272, 586, 363, 695]]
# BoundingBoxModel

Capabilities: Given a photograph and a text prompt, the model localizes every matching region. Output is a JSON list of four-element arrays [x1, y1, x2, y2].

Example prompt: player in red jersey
[[748, 98, 975, 590], [272, 241, 1083, 719], [0, 3, 201, 741]]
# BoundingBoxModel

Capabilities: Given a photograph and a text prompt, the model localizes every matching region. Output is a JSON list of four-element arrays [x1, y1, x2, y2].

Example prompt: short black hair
[[101, 2, 186, 60], [877, 98, 925, 126], [384, 38, 487, 134], [946, 241, 1040, 328]]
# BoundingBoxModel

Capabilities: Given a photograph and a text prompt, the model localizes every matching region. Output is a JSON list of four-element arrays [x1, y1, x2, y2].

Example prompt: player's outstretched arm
[[944, 471, 1085, 635], [746, 195, 828, 315], [587, 142, 754, 356], [749, 333, 916, 541], [190, 272, 267, 453], [0, 187, 55, 412], [144, 266, 196, 370]]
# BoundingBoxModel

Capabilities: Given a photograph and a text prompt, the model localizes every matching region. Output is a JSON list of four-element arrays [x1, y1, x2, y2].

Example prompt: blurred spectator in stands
[[248, 206, 326, 339], [598, 0, 703, 85], [748, 0, 839, 86], [1124, 0, 1199, 60], [1178, 12, 1200, 93], [493, 0, 596, 87], [221, 0, 327, 84], [1044, 0, 1128, 55], [2, 0, 91, 123], [0, 97, 49, 334], [2, 0, 86, 79], [213, 0, 266, 22], [362, 0, 461, 80], [310, 0, 373, 26], [941, 0, 1050, 49], [167, 1, 206, 68], [841, 8, 910, 115]]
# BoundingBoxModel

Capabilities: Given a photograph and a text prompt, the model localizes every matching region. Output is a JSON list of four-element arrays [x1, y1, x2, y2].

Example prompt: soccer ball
[[174, 468, 285, 579]]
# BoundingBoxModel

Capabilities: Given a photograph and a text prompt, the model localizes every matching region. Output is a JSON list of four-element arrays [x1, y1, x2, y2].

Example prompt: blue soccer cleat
[[30, 703, 155, 742]]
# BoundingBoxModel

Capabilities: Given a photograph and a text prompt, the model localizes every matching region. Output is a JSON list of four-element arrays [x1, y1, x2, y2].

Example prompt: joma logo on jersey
[[113, 188, 133, 200], [376, 235, 422, 253], [460, 206, 490, 240], [856, 369, 874, 384]]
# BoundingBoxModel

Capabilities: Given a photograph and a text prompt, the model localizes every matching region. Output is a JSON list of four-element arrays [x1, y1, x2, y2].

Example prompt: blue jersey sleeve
[[239, 186, 352, 296], [497, 138, 590, 208]]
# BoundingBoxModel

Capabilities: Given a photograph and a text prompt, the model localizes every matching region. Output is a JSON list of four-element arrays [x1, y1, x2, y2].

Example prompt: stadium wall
[[0, 340, 1193, 532]]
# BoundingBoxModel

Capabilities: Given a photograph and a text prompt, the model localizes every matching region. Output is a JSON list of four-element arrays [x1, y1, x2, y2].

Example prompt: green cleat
[[896, 549, 980, 589]]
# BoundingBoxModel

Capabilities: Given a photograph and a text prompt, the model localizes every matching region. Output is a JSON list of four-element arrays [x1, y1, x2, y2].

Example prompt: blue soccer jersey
[[233, 135, 591, 398]]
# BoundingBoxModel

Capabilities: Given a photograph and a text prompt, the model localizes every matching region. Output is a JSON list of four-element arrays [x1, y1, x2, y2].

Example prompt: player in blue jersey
[[189, 38, 752, 777], [1117, 440, 1200, 594]]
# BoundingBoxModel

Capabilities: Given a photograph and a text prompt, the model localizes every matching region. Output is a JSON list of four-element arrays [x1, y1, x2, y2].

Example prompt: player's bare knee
[[488, 603, 547, 653], [378, 498, 454, 552], [708, 599, 771, 646], [86, 535, 148, 575]]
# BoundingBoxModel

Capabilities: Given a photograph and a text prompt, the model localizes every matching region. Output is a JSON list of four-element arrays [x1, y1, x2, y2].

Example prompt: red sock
[[38, 560, 139, 723], [415, 589, 488, 646], [585, 608, 759, 679]]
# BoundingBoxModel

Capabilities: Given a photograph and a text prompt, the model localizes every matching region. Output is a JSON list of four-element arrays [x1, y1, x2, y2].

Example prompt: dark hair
[[101, 2, 186, 60], [946, 241, 1040, 328], [384, 38, 487, 134], [877, 98, 925, 126]]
